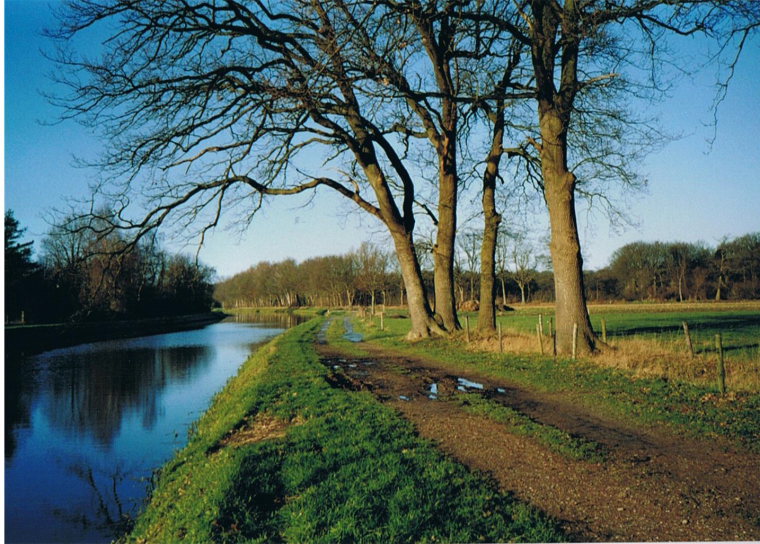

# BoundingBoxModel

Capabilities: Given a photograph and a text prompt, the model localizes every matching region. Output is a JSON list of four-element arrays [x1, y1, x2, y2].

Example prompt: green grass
[[124, 318, 564, 543], [452, 394, 608, 463], [348, 314, 760, 454]]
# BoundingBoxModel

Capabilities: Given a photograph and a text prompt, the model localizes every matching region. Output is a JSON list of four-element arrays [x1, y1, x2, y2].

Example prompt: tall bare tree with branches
[[48, 0, 464, 338], [479, 0, 758, 354]]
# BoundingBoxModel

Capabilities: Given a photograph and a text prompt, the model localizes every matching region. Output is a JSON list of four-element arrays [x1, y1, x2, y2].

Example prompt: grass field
[[494, 301, 760, 359]]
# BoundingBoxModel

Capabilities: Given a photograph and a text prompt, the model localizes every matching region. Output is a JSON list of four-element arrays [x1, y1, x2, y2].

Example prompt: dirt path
[[316, 342, 760, 542]]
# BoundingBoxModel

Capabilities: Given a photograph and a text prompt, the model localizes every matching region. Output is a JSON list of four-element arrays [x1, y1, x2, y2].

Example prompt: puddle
[[428, 383, 438, 400], [457, 377, 484, 390], [399, 395, 411, 401], [342, 317, 364, 343], [348, 363, 357, 368], [316, 317, 333, 344], [496, 387, 506, 394]]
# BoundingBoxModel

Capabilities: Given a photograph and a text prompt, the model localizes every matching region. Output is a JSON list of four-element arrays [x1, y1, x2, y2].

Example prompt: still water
[[5, 314, 302, 543]]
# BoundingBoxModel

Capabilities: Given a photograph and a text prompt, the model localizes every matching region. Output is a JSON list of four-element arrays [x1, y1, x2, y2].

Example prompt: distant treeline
[[5, 211, 215, 324], [586, 234, 760, 302], [215, 233, 760, 309]]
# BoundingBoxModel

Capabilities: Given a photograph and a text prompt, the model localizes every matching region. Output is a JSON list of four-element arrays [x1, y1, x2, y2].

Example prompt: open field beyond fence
[[361, 301, 760, 392]]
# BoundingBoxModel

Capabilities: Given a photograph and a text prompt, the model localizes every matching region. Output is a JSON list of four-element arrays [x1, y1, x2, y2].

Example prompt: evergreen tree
[[5, 210, 37, 321]]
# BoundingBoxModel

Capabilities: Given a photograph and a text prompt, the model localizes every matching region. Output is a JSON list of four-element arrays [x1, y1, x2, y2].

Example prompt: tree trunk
[[544, 167, 596, 355], [528, 0, 595, 355], [390, 229, 445, 339], [433, 149, 460, 331], [477, 118, 503, 333], [540, 111, 596, 355]]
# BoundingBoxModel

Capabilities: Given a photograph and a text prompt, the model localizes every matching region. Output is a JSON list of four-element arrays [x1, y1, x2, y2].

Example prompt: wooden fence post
[[552, 330, 557, 358], [601, 318, 607, 344], [715, 333, 726, 394], [380, 312, 384, 331], [572, 323, 578, 360], [538, 314, 544, 337], [498, 322, 503, 354], [465, 316, 471, 343], [682, 322, 694, 358], [537, 324, 544, 355]]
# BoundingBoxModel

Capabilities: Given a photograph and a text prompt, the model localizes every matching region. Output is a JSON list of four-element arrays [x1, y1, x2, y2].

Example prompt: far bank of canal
[[5, 312, 304, 543]]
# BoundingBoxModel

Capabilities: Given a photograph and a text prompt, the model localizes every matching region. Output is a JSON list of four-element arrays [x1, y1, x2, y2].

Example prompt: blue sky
[[4, 1, 760, 278]]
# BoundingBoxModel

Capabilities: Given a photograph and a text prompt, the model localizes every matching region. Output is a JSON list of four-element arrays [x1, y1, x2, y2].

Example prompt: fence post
[[498, 322, 503, 354], [538, 313, 544, 336], [572, 323, 578, 360], [682, 321, 694, 358], [552, 330, 557, 358], [465, 316, 470, 343], [715, 333, 726, 394], [380, 312, 384, 331], [601, 318, 607, 344], [536, 324, 544, 355]]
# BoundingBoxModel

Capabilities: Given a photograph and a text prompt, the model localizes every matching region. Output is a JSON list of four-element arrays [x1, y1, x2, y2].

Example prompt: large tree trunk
[[433, 138, 460, 331], [477, 117, 504, 333], [390, 229, 445, 339], [541, 112, 596, 354], [531, 0, 596, 355]]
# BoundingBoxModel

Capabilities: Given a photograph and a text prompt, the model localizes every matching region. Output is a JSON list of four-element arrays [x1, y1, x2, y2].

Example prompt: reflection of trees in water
[[4, 354, 36, 458], [54, 460, 141, 542], [231, 311, 307, 329], [39, 345, 211, 448]]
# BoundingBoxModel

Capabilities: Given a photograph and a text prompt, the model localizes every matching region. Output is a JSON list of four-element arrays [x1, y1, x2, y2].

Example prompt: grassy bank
[[346, 313, 760, 454], [125, 318, 563, 543]]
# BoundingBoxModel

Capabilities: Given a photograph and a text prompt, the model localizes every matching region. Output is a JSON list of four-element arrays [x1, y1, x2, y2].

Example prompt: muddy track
[[316, 342, 760, 542]]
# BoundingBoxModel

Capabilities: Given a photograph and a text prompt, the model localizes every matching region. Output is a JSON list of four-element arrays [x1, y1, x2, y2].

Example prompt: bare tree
[[48, 0, 459, 338], [457, 230, 482, 303], [509, 232, 537, 304], [479, 0, 759, 354], [354, 241, 391, 315]]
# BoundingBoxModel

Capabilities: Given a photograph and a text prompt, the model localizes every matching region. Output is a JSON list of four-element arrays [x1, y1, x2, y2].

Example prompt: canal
[[5, 313, 302, 543]]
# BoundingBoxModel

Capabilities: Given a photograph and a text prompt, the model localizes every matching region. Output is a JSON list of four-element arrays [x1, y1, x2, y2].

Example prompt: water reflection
[[230, 310, 304, 329], [54, 460, 136, 542], [5, 316, 297, 543], [7, 343, 212, 452], [43, 345, 210, 447]]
